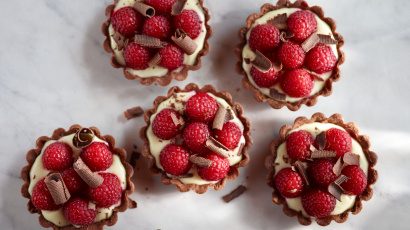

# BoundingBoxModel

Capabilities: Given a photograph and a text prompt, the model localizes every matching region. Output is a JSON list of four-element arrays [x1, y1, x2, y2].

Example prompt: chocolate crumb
[[222, 185, 247, 203], [124, 106, 144, 120]]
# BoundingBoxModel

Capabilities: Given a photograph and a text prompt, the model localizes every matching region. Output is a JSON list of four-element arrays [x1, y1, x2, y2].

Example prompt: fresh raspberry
[[308, 159, 337, 188], [286, 130, 314, 161], [31, 178, 59, 211], [111, 7, 142, 37], [280, 69, 314, 98], [278, 42, 305, 69], [42, 142, 73, 172], [248, 24, 280, 53], [214, 122, 242, 150], [340, 165, 367, 195], [88, 173, 122, 208], [185, 93, 219, 122], [197, 153, 230, 181], [124, 42, 151, 70], [159, 144, 192, 176], [152, 108, 183, 140], [81, 142, 113, 172], [159, 44, 184, 70], [301, 189, 336, 218], [183, 122, 210, 154], [173, 10, 202, 39], [305, 44, 337, 74], [250, 66, 279, 88], [145, 0, 176, 14], [274, 168, 304, 198], [316, 128, 352, 157], [63, 198, 97, 226], [62, 168, 87, 194], [142, 15, 171, 39], [287, 10, 317, 42]]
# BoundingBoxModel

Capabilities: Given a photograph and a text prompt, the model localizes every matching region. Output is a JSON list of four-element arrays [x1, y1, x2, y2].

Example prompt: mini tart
[[102, 0, 211, 86], [140, 83, 251, 194], [21, 125, 136, 229], [236, 0, 345, 111], [266, 113, 378, 226]]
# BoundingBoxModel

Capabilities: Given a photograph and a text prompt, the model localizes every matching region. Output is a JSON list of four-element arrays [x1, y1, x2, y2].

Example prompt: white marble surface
[[0, 0, 409, 229]]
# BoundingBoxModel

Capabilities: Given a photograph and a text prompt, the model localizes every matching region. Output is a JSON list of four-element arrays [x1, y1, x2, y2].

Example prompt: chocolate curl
[[268, 13, 288, 30], [124, 106, 144, 120], [171, 0, 187, 15], [328, 175, 349, 201], [343, 153, 360, 166], [149, 53, 162, 66], [189, 155, 212, 167], [251, 50, 273, 72], [222, 185, 247, 203], [74, 158, 103, 188], [333, 157, 344, 175], [171, 29, 198, 55], [112, 32, 128, 50], [301, 33, 320, 52], [170, 113, 184, 127], [318, 34, 338, 44], [205, 137, 231, 158], [315, 132, 327, 150], [73, 128, 94, 148], [133, 2, 155, 18], [269, 88, 286, 101], [134, 35, 166, 48], [311, 150, 337, 159], [212, 107, 229, 130], [293, 161, 309, 186], [44, 173, 70, 205]]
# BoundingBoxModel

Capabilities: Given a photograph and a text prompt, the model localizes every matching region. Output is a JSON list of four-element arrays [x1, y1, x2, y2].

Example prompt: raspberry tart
[[266, 113, 378, 225], [102, 0, 211, 86], [237, 0, 344, 111], [141, 84, 251, 193], [21, 125, 136, 229]]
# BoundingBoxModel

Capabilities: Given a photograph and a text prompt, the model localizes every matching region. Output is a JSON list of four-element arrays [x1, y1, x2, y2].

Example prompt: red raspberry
[[317, 128, 352, 157], [111, 7, 142, 37], [63, 198, 97, 226], [280, 69, 314, 98], [305, 44, 337, 74], [274, 168, 304, 198], [278, 42, 305, 69], [124, 42, 151, 70], [197, 153, 230, 181], [31, 178, 59, 211], [159, 144, 192, 176], [185, 93, 219, 123], [307, 159, 337, 188], [145, 0, 176, 14], [173, 10, 202, 39], [249, 24, 280, 53], [159, 44, 184, 70], [183, 122, 210, 154], [81, 142, 113, 172], [88, 173, 122, 208], [62, 168, 87, 194], [287, 10, 317, 42], [152, 108, 183, 140], [286, 130, 314, 161], [142, 15, 171, 39], [42, 142, 73, 172], [301, 189, 336, 218], [214, 122, 242, 150], [250, 66, 279, 88], [340, 165, 367, 195]]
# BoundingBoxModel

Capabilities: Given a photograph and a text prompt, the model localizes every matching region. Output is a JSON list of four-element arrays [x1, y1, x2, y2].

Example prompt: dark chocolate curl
[[171, 29, 198, 55], [73, 158, 104, 188], [45, 173, 71, 205], [133, 2, 155, 18], [252, 50, 273, 72]]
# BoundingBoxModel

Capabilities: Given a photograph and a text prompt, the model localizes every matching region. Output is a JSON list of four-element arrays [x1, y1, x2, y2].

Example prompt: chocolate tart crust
[[102, 0, 212, 86], [21, 125, 137, 230], [140, 83, 252, 194], [265, 113, 378, 226], [236, 0, 345, 111]]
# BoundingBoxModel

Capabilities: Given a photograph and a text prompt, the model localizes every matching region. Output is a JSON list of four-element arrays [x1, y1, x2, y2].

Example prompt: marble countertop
[[1, 0, 409, 229]]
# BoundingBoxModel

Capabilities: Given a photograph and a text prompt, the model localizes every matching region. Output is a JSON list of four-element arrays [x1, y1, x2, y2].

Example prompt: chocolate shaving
[[149, 53, 162, 66], [172, 29, 198, 55], [73, 128, 94, 148], [335, 174, 349, 185], [269, 88, 286, 101], [189, 155, 212, 167], [333, 157, 344, 175], [343, 153, 360, 166], [168, 173, 194, 179], [171, 0, 187, 15], [279, 31, 294, 42], [124, 106, 144, 120], [237, 143, 245, 156], [328, 183, 344, 201], [133, 2, 155, 18], [301, 33, 320, 52], [170, 113, 184, 126], [205, 137, 231, 158], [309, 144, 318, 152], [305, 69, 324, 81], [311, 150, 337, 159], [316, 132, 327, 150], [45, 173, 70, 205], [252, 50, 272, 72], [134, 35, 166, 48], [222, 185, 247, 203], [112, 32, 128, 50], [318, 34, 338, 44], [268, 13, 288, 30], [212, 107, 228, 130], [293, 161, 309, 186], [74, 158, 104, 188]]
